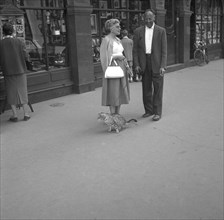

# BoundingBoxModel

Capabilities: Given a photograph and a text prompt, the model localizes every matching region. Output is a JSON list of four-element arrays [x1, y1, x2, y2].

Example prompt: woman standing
[[100, 19, 130, 114], [0, 22, 30, 121]]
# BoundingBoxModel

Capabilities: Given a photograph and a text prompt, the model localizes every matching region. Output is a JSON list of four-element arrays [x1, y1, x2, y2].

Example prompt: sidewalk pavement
[[0, 59, 223, 220]]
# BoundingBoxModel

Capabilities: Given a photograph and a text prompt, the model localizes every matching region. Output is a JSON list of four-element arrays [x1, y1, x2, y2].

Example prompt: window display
[[92, 37, 100, 62], [17, 0, 68, 72], [195, 0, 221, 45]]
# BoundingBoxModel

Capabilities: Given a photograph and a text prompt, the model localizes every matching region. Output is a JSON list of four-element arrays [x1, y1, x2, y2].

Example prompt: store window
[[90, 0, 150, 63], [194, 0, 222, 44], [16, 0, 68, 72]]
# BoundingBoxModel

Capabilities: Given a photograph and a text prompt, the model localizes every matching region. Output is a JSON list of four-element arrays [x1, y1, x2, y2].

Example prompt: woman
[[100, 19, 130, 114], [0, 22, 30, 121]]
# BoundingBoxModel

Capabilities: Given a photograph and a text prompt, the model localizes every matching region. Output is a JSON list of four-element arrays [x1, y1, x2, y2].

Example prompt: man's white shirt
[[145, 23, 154, 54]]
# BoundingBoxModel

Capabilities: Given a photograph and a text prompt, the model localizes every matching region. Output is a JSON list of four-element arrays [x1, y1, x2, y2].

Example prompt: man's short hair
[[122, 29, 128, 36], [145, 9, 156, 16]]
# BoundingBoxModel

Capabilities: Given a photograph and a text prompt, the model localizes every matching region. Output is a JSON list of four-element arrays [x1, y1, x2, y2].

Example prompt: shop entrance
[[165, 0, 178, 65]]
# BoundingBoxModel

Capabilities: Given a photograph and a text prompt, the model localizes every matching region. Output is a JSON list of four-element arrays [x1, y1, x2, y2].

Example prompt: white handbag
[[105, 57, 124, 79]]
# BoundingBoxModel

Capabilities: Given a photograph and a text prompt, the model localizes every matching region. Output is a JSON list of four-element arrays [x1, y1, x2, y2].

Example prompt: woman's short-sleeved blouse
[[112, 40, 124, 56]]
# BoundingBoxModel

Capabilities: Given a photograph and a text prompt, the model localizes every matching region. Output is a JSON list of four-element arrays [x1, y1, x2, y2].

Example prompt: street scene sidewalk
[[0, 59, 223, 220]]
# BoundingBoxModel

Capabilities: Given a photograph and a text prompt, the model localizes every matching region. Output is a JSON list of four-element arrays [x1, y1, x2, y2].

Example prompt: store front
[[90, 0, 223, 70], [190, 0, 223, 59], [0, 0, 95, 106], [0, 0, 223, 107]]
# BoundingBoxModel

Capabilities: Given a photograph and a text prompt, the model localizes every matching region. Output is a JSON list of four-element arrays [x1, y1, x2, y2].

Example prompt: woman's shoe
[[9, 117, 18, 122]]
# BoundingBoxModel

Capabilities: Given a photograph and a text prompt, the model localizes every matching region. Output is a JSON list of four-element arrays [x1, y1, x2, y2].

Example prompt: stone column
[[66, 0, 95, 93], [178, 9, 192, 63]]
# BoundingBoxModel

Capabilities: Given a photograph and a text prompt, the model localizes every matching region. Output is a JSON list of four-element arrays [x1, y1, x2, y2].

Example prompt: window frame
[[194, 0, 222, 45]]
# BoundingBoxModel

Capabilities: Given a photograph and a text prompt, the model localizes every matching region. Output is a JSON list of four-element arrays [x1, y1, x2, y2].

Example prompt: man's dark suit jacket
[[133, 24, 167, 74], [0, 38, 28, 76]]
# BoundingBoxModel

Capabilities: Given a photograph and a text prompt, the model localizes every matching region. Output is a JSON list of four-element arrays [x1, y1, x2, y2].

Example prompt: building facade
[[0, 0, 223, 104]]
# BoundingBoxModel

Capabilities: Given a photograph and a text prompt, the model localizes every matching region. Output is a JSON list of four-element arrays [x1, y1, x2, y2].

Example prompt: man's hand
[[135, 66, 142, 75], [127, 67, 133, 77], [160, 68, 165, 77]]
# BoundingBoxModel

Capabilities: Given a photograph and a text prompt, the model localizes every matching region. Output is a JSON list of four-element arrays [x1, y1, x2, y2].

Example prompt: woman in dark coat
[[0, 22, 30, 121]]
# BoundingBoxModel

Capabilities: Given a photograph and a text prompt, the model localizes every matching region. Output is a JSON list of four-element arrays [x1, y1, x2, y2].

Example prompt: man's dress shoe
[[152, 115, 161, 121], [142, 113, 152, 118]]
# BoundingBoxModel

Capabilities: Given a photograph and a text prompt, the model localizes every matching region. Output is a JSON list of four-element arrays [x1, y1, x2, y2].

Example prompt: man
[[121, 29, 133, 82], [133, 9, 167, 121]]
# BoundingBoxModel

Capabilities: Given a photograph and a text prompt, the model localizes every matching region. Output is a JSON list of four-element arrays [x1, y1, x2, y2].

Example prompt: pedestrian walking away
[[0, 22, 31, 122], [100, 18, 130, 115], [133, 9, 167, 121], [121, 29, 134, 83]]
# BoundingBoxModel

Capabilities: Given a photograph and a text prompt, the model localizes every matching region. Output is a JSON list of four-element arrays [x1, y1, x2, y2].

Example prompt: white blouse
[[112, 39, 124, 56]]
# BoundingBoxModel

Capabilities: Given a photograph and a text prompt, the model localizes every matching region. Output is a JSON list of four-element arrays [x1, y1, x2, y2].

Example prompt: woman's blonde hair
[[104, 19, 120, 34]]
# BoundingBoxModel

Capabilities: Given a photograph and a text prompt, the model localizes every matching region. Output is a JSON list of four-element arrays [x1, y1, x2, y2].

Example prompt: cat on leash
[[98, 112, 137, 133]]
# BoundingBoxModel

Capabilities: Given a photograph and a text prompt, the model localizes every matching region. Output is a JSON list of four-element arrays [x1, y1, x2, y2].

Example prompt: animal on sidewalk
[[98, 112, 137, 133]]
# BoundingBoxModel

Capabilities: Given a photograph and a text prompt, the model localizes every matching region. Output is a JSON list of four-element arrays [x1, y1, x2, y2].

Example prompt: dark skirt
[[4, 74, 28, 105], [102, 59, 130, 106]]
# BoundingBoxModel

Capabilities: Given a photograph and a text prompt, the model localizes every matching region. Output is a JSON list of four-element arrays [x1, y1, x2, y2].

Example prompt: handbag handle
[[109, 56, 118, 66]]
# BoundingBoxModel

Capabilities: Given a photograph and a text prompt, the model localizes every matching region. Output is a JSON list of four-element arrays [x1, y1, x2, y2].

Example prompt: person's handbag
[[105, 57, 124, 79]]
